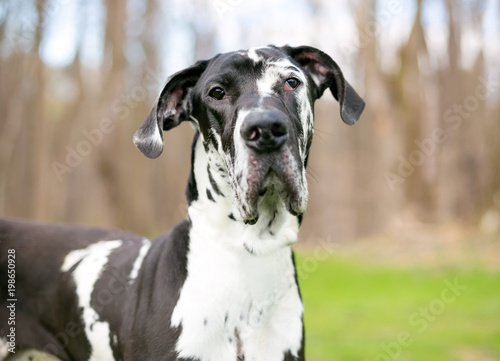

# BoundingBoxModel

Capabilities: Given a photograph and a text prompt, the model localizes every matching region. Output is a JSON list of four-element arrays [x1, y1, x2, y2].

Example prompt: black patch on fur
[[186, 132, 200, 204], [206, 189, 215, 202], [122, 220, 192, 361], [0, 218, 146, 361], [268, 210, 277, 229], [285, 251, 305, 361], [207, 165, 224, 197]]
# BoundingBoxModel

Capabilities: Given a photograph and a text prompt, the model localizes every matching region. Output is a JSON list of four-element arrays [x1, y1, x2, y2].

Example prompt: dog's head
[[134, 45, 364, 226]]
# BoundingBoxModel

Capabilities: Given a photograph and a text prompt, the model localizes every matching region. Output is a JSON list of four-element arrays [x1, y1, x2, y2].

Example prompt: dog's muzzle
[[237, 109, 306, 224]]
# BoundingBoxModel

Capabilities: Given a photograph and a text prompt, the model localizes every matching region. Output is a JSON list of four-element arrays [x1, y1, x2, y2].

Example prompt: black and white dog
[[0, 45, 364, 361]]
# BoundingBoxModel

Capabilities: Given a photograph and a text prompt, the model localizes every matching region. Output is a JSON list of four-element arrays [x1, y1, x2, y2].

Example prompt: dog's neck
[[186, 132, 300, 256]]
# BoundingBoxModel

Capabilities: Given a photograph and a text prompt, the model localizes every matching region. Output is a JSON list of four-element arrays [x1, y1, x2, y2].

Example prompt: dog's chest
[[171, 228, 304, 361]]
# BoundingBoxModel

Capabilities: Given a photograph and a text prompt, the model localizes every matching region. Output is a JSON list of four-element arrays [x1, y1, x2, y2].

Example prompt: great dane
[[0, 45, 364, 361]]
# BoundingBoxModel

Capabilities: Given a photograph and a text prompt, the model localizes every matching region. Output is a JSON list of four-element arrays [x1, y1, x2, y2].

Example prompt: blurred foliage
[[0, 0, 499, 242]]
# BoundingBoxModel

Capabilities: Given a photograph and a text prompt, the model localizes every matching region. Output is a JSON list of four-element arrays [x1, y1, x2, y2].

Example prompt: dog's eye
[[209, 87, 227, 100], [284, 78, 300, 91]]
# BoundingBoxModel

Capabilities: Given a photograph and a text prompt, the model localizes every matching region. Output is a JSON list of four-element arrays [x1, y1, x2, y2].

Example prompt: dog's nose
[[240, 111, 289, 153]]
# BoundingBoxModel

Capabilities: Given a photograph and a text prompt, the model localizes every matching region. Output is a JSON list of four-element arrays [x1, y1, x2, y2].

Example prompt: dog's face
[[190, 47, 319, 224], [134, 45, 364, 225]]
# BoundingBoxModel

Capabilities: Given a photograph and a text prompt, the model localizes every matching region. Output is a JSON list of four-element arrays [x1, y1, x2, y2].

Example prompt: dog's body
[[0, 45, 364, 361]]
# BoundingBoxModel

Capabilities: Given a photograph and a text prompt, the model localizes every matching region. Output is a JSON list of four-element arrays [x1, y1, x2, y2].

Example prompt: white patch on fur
[[295, 79, 314, 199], [309, 73, 323, 90], [261, 58, 314, 167], [189, 115, 201, 131], [201, 126, 252, 222], [61, 240, 122, 361], [232, 109, 254, 218], [61, 247, 89, 272], [296, 78, 315, 160], [151, 122, 164, 149], [132, 122, 164, 157], [171, 135, 303, 361], [112, 334, 118, 347], [128, 238, 151, 284], [256, 59, 306, 97], [247, 47, 264, 63]]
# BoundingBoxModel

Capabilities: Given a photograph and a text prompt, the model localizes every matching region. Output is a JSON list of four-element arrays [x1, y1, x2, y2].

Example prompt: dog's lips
[[238, 150, 306, 223], [269, 163, 307, 216]]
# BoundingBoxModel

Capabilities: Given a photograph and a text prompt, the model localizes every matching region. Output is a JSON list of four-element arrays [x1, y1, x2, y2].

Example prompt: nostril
[[271, 122, 288, 138], [248, 127, 262, 142]]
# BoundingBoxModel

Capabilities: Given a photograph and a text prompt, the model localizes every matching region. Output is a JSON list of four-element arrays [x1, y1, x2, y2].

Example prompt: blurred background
[[0, 0, 499, 360], [1, 0, 499, 240], [1, 0, 500, 240]]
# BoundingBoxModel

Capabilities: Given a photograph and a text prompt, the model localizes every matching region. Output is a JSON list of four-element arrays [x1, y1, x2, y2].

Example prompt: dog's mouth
[[236, 150, 307, 224]]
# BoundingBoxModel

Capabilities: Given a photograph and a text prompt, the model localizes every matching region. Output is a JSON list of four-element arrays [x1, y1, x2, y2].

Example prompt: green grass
[[295, 253, 500, 361]]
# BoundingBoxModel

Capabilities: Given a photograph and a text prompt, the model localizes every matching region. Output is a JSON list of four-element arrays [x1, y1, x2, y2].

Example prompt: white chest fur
[[171, 227, 304, 361], [170, 134, 304, 360]]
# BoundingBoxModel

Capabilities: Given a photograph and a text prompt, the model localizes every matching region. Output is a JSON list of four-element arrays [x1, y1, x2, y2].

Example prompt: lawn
[[295, 253, 500, 361]]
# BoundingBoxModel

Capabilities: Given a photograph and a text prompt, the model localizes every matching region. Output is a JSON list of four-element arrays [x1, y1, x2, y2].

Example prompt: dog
[[0, 45, 364, 361]]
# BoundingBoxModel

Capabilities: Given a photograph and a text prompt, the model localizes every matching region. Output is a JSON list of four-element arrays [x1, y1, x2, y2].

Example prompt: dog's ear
[[133, 60, 209, 158], [281, 45, 365, 125]]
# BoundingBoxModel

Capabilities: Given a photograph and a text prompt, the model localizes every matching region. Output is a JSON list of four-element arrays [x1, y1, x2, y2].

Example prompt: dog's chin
[[238, 167, 307, 225]]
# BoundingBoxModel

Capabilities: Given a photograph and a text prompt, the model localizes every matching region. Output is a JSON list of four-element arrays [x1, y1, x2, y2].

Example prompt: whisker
[[306, 167, 320, 184], [313, 127, 335, 141], [313, 127, 334, 136]]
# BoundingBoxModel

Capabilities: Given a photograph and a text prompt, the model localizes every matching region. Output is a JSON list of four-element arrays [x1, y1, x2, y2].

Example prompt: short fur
[[0, 45, 364, 361]]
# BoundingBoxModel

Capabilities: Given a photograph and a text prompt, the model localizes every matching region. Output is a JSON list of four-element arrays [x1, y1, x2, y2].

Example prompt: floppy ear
[[133, 60, 209, 158], [281, 45, 365, 125]]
